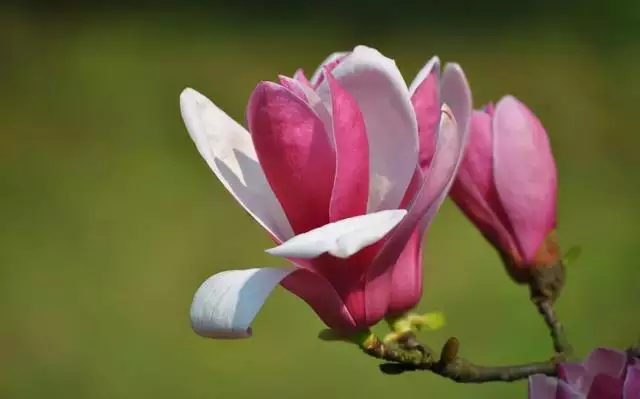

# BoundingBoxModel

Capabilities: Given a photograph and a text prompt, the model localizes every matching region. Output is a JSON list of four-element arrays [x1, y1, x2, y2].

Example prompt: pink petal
[[584, 348, 629, 378], [293, 69, 312, 87], [409, 56, 442, 171], [281, 267, 357, 332], [247, 82, 336, 235], [364, 64, 472, 322], [557, 381, 587, 399], [277, 75, 334, 148], [325, 71, 370, 221], [449, 109, 521, 259], [310, 51, 349, 88], [586, 374, 623, 399], [493, 95, 557, 263], [386, 228, 424, 315], [278, 75, 308, 100], [180, 88, 294, 241], [559, 363, 594, 394], [528, 374, 559, 398], [316, 45, 419, 213], [624, 365, 640, 399], [420, 63, 473, 225]]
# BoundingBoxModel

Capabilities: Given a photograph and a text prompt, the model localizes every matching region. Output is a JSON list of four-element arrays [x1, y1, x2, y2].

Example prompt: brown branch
[[528, 261, 573, 356], [361, 335, 562, 383], [534, 300, 571, 355]]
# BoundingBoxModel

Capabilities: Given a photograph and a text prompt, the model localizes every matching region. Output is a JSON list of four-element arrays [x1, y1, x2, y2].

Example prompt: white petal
[[408, 55, 441, 95], [316, 46, 419, 212], [310, 51, 349, 85], [180, 88, 294, 241], [266, 209, 407, 259], [190, 267, 294, 339]]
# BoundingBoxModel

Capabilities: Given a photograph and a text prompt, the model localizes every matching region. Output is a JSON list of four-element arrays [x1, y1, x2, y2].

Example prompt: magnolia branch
[[361, 334, 562, 382]]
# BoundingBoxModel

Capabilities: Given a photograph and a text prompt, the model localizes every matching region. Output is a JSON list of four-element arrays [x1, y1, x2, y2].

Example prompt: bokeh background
[[1, 2, 639, 398]]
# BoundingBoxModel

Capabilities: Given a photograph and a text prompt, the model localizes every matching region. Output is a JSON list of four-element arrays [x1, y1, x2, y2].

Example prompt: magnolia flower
[[529, 348, 640, 398], [449, 97, 559, 281], [180, 45, 471, 339]]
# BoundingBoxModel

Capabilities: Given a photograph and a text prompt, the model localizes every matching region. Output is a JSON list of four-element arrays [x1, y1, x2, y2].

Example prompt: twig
[[535, 300, 571, 355], [362, 335, 562, 382], [527, 261, 573, 355]]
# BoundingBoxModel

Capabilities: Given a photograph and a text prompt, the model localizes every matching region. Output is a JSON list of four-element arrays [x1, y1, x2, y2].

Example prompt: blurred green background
[[1, 3, 640, 398]]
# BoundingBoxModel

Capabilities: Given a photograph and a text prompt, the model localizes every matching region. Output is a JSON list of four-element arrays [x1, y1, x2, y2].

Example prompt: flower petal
[[559, 363, 593, 394], [317, 45, 419, 212], [420, 63, 473, 226], [493, 95, 557, 263], [584, 348, 629, 378], [247, 82, 336, 235], [365, 64, 471, 320], [624, 364, 640, 399], [180, 88, 294, 241], [190, 267, 294, 339], [449, 109, 520, 259], [293, 69, 312, 87], [310, 51, 349, 87], [280, 268, 357, 332], [528, 374, 559, 399], [277, 75, 334, 148], [325, 71, 369, 221], [410, 56, 442, 171], [587, 374, 624, 399], [266, 209, 407, 259], [278, 75, 308, 99]]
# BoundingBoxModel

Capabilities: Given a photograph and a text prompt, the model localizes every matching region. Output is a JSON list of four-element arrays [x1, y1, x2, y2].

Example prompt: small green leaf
[[563, 246, 582, 266]]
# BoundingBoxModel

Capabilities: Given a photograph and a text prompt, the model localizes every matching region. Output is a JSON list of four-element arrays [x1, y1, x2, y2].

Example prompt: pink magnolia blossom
[[180, 45, 471, 339], [529, 348, 640, 398], [449, 96, 558, 277]]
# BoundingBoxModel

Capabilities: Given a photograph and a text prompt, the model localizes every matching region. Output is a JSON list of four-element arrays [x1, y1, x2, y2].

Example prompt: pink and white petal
[[584, 348, 629, 378], [420, 63, 473, 227], [190, 267, 295, 339], [317, 45, 419, 212], [278, 75, 308, 100], [409, 56, 441, 95], [247, 82, 336, 235], [410, 56, 442, 172], [557, 381, 588, 399], [310, 51, 349, 86], [493, 95, 558, 263], [624, 365, 640, 399], [528, 374, 559, 399], [326, 71, 369, 221], [277, 75, 334, 148], [180, 88, 294, 241], [365, 64, 471, 317], [293, 69, 312, 87], [266, 209, 407, 259], [559, 363, 593, 394]]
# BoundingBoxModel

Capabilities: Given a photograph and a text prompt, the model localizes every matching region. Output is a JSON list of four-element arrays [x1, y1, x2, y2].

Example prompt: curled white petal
[[266, 209, 407, 259], [180, 88, 294, 241], [190, 268, 295, 339]]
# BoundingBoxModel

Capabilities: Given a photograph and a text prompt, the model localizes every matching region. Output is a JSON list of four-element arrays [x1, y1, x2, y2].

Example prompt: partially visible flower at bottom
[[529, 348, 640, 398]]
